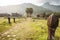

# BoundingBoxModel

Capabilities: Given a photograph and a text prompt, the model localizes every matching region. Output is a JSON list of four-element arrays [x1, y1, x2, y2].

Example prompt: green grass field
[[0, 17, 23, 33], [0, 18, 60, 40]]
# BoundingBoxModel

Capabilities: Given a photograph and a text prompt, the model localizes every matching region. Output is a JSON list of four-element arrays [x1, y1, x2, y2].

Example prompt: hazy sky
[[0, 0, 60, 6]]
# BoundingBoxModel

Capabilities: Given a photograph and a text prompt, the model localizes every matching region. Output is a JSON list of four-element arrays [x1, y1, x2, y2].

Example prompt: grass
[[23, 19, 48, 40], [0, 18, 60, 40], [0, 17, 23, 33]]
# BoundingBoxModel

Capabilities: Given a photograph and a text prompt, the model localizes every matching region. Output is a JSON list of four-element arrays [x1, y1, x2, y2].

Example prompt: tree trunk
[[13, 18, 16, 23], [8, 17, 11, 24]]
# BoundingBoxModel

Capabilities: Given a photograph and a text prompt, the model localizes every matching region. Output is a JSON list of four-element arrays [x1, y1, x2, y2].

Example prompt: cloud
[[38, 0, 60, 5], [0, 0, 60, 6], [0, 0, 40, 6], [49, 0, 60, 5]]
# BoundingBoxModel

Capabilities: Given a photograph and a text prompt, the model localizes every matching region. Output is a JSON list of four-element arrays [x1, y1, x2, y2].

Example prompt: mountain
[[41, 2, 60, 12], [0, 3, 52, 16]]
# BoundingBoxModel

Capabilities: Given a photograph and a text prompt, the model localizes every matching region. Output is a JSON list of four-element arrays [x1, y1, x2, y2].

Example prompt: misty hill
[[41, 2, 60, 12], [0, 3, 52, 16]]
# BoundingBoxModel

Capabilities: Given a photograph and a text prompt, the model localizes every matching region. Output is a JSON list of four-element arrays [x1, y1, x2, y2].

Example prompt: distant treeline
[[0, 12, 60, 18], [36, 12, 60, 19], [0, 13, 22, 18]]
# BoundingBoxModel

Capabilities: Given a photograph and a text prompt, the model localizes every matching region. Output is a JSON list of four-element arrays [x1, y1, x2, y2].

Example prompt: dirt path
[[0, 18, 33, 40]]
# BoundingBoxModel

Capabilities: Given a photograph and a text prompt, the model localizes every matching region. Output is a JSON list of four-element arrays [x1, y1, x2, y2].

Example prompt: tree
[[26, 8, 33, 17], [47, 14, 59, 40], [37, 14, 40, 18], [43, 12, 46, 18], [13, 18, 16, 23]]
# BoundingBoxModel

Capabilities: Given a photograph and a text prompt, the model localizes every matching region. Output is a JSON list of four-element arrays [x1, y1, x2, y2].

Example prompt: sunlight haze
[[0, 0, 60, 6], [0, 0, 41, 6]]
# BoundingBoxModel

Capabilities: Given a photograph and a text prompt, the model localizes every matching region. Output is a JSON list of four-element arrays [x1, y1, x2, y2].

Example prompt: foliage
[[26, 8, 33, 17]]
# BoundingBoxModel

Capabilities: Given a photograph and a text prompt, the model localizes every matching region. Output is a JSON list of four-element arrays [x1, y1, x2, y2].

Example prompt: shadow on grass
[[55, 36, 60, 40]]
